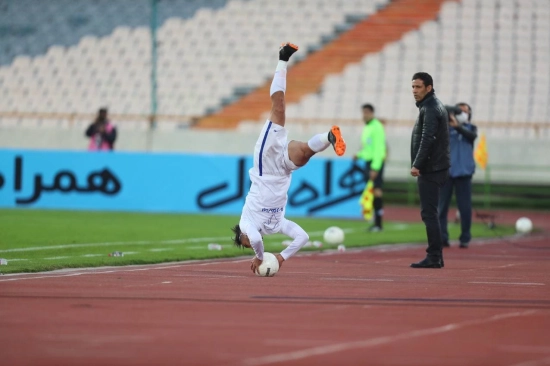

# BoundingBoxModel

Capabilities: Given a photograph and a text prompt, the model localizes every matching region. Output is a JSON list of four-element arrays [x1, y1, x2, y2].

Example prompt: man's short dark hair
[[231, 224, 243, 248], [412, 72, 434, 88], [362, 103, 375, 113]]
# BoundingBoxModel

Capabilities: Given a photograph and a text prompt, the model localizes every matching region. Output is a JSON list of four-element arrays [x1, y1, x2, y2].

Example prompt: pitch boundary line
[[0, 234, 545, 282], [0, 228, 362, 254]]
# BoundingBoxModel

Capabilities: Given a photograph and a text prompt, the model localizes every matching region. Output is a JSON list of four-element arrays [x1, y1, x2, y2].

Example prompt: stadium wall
[[0, 127, 548, 185], [0, 149, 372, 218]]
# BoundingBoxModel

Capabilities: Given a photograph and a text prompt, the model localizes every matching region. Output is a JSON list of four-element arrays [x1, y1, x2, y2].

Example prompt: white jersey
[[240, 120, 298, 235]]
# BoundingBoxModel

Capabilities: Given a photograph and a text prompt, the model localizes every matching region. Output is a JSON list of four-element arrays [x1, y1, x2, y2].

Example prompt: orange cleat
[[328, 125, 346, 157]]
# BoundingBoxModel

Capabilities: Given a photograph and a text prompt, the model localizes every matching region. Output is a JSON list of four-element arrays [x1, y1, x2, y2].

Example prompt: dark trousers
[[364, 161, 384, 188], [417, 169, 449, 259], [365, 161, 385, 227], [438, 175, 472, 244]]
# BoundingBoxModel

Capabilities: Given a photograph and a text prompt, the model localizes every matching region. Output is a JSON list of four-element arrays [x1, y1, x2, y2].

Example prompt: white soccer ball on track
[[323, 226, 345, 245], [515, 217, 533, 234], [255, 252, 279, 277]]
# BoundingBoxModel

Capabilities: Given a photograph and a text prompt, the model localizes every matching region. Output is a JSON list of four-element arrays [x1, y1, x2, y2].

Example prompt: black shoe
[[441, 258, 445, 268], [442, 242, 450, 248], [410, 257, 442, 268], [367, 225, 382, 233], [459, 242, 469, 248], [279, 42, 299, 61]]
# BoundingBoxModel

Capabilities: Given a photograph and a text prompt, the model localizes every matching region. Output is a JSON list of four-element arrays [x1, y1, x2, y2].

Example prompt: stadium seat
[[282, 0, 549, 125]]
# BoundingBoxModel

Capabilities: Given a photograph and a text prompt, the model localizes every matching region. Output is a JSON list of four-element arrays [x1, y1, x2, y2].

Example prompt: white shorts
[[252, 120, 299, 177], [240, 205, 286, 236]]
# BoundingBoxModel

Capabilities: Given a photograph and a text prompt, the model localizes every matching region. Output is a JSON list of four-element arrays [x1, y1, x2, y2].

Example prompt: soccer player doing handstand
[[231, 42, 347, 274]]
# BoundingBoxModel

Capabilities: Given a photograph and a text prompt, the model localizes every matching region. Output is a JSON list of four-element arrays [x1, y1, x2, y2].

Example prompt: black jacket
[[410, 91, 450, 173]]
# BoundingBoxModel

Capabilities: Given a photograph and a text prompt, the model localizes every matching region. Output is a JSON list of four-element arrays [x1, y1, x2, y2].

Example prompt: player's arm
[[279, 219, 309, 262], [242, 225, 264, 272], [249, 237, 264, 262], [249, 235, 264, 274]]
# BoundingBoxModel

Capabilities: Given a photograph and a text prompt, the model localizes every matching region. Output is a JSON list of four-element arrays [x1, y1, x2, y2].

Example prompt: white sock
[[270, 68, 287, 96], [307, 132, 331, 153], [276, 60, 287, 72]]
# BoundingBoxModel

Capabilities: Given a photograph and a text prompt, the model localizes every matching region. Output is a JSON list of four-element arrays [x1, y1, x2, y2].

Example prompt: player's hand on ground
[[275, 254, 285, 269], [410, 167, 421, 177], [250, 256, 262, 274]]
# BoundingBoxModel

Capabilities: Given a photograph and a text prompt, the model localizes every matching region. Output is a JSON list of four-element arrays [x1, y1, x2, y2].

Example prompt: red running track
[[1, 235, 550, 366]]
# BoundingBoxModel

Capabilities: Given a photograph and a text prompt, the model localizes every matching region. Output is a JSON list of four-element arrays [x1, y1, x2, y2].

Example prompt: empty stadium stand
[[0, 0, 548, 133], [0, 0, 388, 121]]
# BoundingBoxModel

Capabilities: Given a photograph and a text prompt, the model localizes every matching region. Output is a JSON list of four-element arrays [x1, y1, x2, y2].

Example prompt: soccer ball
[[255, 252, 279, 277], [515, 217, 533, 234], [323, 226, 345, 245]]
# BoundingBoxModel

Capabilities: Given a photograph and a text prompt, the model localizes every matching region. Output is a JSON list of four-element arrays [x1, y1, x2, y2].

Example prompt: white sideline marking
[[0, 228, 364, 254], [0, 259, 251, 282], [470, 282, 545, 286], [3, 258, 28, 262], [0, 229, 545, 255], [243, 310, 538, 366], [0, 233, 542, 282], [149, 248, 174, 252], [393, 224, 410, 230], [82, 254, 103, 257], [0, 236, 233, 253], [43, 256, 70, 260]]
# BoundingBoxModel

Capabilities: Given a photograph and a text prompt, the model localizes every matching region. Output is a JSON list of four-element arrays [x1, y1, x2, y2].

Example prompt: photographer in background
[[439, 103, 477, 248], [85, 108, 117, 151]]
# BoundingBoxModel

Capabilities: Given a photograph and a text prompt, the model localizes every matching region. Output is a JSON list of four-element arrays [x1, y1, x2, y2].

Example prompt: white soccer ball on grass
[[323, 226, 345, 245]]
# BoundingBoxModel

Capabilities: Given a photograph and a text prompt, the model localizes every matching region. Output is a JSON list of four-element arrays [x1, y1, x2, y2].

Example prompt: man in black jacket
[[409, 72, 450, 268]]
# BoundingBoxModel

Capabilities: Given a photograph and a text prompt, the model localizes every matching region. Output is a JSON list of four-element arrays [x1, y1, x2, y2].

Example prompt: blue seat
[[0, 0, 230, 65]]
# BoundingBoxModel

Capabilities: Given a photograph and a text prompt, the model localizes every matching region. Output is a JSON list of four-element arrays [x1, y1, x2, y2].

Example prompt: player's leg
[[415, 170, 448, 266], [438, 177, 454, 247], [455, 176, 472, 247], [287, 126, 347, 167], [371, 162, 385, 231], [269, 43, 298, 127], [279, 218, 309, 260]]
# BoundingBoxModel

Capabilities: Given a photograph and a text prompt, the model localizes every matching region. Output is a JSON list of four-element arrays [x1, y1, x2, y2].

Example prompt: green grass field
[[0, 209, 515, 274]]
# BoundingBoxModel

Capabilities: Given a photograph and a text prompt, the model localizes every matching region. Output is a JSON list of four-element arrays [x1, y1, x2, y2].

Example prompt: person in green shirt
[[353, 104, 387, 231]]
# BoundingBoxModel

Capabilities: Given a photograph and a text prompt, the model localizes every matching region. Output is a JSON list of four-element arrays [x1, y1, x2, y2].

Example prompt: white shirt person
[[231, 43, 347, 274]]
